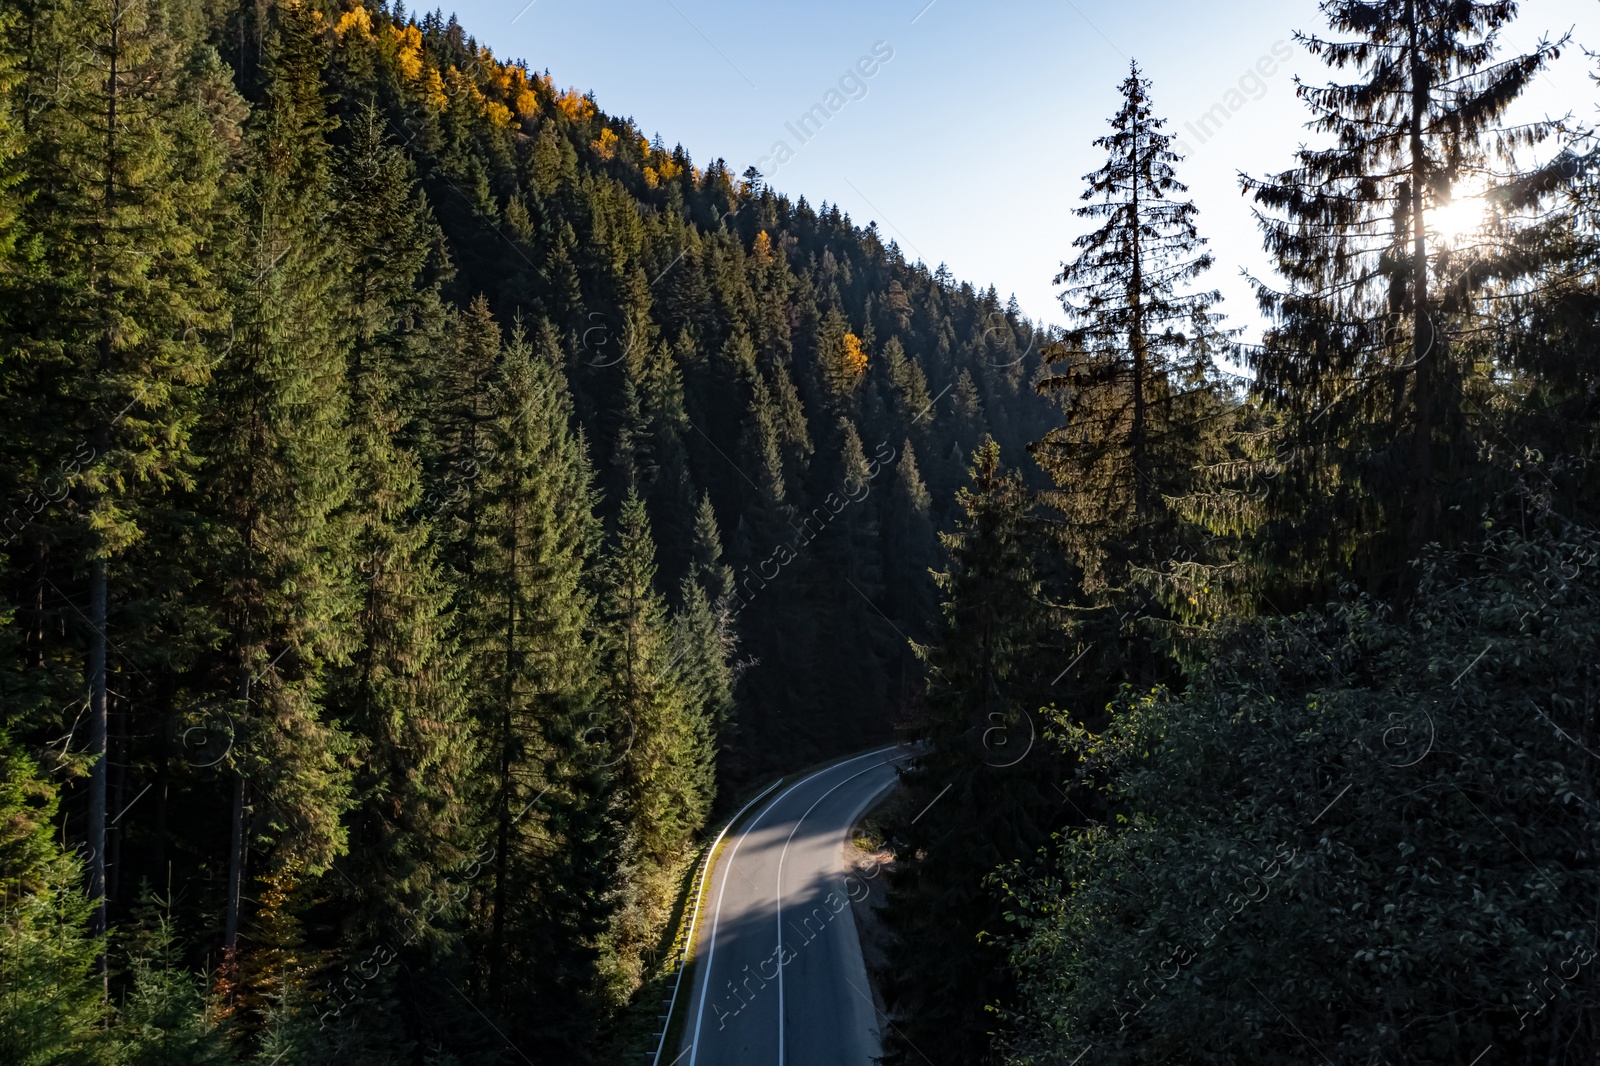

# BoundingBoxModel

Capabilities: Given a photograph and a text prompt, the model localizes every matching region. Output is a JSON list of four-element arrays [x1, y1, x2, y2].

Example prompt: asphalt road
[[679, 747, 905, 1066]]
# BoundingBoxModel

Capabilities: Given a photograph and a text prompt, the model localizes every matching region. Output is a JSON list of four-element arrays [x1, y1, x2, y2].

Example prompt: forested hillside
[[0, 0, 1049, 1061]]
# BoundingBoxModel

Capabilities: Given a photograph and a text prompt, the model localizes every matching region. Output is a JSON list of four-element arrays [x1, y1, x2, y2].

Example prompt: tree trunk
[[224, 673, 250, 952], [152, 670, 173, 891], [489, 466, 518, 997], [107, 687, 127, 905], [1406, 0, 1437, 551], [87, 559, 108, 946], [1127, 109, 1149, 540]]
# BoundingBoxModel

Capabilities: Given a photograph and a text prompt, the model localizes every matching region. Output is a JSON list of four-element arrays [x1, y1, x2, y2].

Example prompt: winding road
[[677, 746, 905, 1066]]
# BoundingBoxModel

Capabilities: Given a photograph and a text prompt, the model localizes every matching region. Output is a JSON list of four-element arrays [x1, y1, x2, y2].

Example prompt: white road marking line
[[688, 747, 898, 1066], [777, 754, 898, 1066]]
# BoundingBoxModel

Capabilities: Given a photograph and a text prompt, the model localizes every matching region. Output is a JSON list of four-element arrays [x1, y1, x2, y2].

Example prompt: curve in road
[[681, 746, 905, 1066]]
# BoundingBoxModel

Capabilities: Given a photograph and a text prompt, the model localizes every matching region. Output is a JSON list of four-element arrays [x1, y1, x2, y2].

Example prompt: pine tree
[[805, 419, 892, 747], [883, 440, 937, 637], [1243, 1, 1566, 582], [8, 0, 231, 943], [327, 105, 476, 948], [1032, 62, 1238, 677], [596, 490, 715, 1004], [674, 578, 735, 750], [950, 368, 986, 457], [202, 0, 358, 956], [882, 439, 1062, 1066], [0, 738, 105, 1063], [688, 491, 734, 604], [425, 295, 501, 560], [463, 316, 613, 1053], [112, 890, 233, 1066], [883, 337, 933, 431], [601, 491, 713, 866], [620, 332, 696, 583], [1487, 150, 1600, 515]]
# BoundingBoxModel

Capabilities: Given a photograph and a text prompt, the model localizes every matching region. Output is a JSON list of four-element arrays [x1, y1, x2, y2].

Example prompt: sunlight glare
[[1429, 179, 1489, 246]]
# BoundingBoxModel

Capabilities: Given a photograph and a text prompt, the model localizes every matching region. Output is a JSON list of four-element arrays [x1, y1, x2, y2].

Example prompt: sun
[[1428, 179, 1489, 246]]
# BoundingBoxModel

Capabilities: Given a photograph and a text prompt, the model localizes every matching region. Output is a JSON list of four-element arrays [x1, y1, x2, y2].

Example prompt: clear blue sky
[[437, 0, 1598, 341]]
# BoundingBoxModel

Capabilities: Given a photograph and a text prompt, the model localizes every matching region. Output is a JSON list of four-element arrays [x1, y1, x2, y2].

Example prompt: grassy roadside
[[637, 743, 905, 1065]]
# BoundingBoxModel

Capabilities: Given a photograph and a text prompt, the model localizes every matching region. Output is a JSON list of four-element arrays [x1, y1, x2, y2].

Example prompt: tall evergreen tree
[[594, 489, 715, 1008], [425, 294, 501, 562], [882, 439, 1063, 1066], [688, 490, 734, 604], [8, 0, 231, 944], [1033, 62, 1238, 678], [203, 0, 357, 956], [326, 105, 475, 948], [1243, 0, 1566, 583], [883, 439, 937, 638], [462, 316, 613, 1055]]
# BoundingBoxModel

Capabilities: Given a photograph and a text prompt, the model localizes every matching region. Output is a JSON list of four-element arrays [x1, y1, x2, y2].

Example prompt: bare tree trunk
[[1406, 0, 1437, 552], [87, 559, 108, 948], [224, 672, 251, 952], [489, 471, 519, 997], [85, 0, 121, 993]]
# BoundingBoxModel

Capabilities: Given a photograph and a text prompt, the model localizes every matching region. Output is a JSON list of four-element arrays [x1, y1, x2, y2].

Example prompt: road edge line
[[674, 745, 902, 1066], [652, 776, 784, 1066]]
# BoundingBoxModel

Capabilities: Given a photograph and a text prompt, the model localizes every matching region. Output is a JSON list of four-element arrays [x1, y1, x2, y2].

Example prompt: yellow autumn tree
[[556, 88, 595, 123], [334, 5, 372, 40], [422, 67, 447, 110], [390, 24, 424, 80], [842, 332, 867, 377], [751, 230, 775, 266], [514, 80, 539, 120], [819, 310, 867, 402]]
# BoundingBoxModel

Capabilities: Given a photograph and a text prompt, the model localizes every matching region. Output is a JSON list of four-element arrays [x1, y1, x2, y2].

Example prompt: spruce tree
[[1244, 0, 1566, 581], [425, 294, 501, 563], [327, 105, 475, 947], [674, 578, 735, 754], [883, 440, 937, 637], [950, 368, 986, 458], [8, 0, 231, 942], [600, 490, 713, 866], [462, 316, 612, 1054], [1488, 150, 1600, 515], [688, 491, 734, 604], [597, 489, 715, 1003], [0, 739, 105, 1063], [619, 332, 696, 582], [1033, 62, 1238, 677], [202, 0, 358, 955], [112, 890, 233, 1066], [883, 439, 1062, 1066]]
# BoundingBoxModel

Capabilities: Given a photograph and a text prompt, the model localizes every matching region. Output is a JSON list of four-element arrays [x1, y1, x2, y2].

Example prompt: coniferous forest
[[1, 0, 1598, 1062]]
